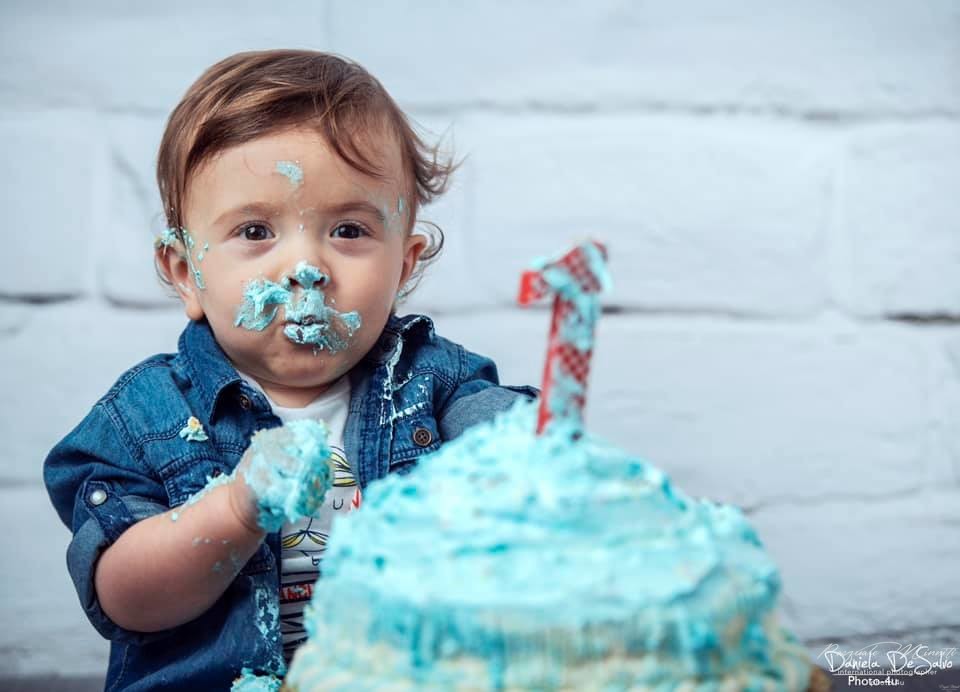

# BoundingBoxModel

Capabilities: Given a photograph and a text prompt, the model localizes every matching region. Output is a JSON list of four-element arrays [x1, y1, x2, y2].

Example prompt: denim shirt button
[[211, 468, 222, 478], [88, 489, 108, 506], [238, 394, 252, 410], [412, 427, 433, 447]]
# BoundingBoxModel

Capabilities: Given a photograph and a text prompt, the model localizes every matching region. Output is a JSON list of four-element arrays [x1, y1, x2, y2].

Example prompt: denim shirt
[[44, 313, 537, 691]]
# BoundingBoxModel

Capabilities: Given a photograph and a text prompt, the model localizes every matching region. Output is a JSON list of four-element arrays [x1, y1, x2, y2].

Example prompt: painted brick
[[362, 113, 475, 315], [98, 115, 175, 307], [0, 2, 334, 112], [429, 310, 945, 507], [751, 490, 960, 642], [835, 124, 960, 316], [4, 3, 955, 115], [934, 333, 960, 485], [0, 303, 34, 337], [0, 302, 185, 484], [459, 114, 833, 314], [328, 0, 960, 114], [0, 485, 108, 675], [0, 112, 102, 297]]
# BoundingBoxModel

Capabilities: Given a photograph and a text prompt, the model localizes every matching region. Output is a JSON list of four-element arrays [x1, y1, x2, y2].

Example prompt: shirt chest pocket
[[157, 452, 273, 575], [158, 453, 233, 507], [387, 373, 442, 474]]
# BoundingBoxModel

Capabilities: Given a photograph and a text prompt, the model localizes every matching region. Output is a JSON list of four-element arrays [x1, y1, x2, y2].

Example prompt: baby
[[43, 49, 537, 690]]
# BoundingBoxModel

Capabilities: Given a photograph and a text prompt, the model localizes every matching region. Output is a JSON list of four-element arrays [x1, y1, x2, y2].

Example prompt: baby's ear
[[399, 233, 429, 288], [155, 245, 204, 321]]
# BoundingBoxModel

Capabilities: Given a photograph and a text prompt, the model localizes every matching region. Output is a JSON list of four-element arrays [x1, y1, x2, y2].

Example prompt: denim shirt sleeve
[[43, 400, 170, 643], [436, 344, 539, 441]]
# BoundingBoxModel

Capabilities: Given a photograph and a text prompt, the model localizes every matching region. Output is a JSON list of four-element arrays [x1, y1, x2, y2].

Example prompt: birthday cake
[[276, 242, 827, 691], [283, 399, 823, 691]]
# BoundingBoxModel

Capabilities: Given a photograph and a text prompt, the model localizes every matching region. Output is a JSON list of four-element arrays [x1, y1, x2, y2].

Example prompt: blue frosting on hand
[[242, 419, 335, 533]]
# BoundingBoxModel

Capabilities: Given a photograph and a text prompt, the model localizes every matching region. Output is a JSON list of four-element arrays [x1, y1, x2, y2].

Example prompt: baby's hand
[[228, 420, 335, 533]]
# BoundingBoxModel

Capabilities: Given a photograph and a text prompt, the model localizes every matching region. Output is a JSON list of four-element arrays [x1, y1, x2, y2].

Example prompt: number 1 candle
[[517, 240, 611, 437]]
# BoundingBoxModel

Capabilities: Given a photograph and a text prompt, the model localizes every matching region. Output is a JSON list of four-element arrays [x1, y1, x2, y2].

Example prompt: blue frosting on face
[[233, 262, 362, 353], [155, 227, 178, 248], [289, 260, 326, 287], [286, 399, 812, 690], [155, 227, 206, 289], [179, 228, 206, 290], [235, 279, 290, 331], [275, 160, 304, 188]]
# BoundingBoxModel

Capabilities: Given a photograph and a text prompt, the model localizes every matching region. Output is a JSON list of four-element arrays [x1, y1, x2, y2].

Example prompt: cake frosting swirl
[[284, 399, 814, 691]]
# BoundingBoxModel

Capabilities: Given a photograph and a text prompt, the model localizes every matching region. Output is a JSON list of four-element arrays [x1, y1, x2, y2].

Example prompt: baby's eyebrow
[[212, 201, 283, 226], [323, 200, 386, 223], [213, 200, 388, 227]]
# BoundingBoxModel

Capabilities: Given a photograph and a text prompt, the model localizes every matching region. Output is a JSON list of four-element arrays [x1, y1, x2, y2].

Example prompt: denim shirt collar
[[179, 319, 242, 421], [179, 313, 437, 420], [360, 312, 436, 366]]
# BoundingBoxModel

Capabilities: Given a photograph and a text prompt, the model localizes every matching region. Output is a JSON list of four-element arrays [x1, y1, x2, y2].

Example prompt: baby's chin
[[261, 345, 349, 380], [244, 359, 352, 407], [218, 321, 374, 389], [227, 337, 344, 375]]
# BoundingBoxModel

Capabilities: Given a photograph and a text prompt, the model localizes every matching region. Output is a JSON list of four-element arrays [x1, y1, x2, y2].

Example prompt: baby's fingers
[[242, 420, 334, 532]]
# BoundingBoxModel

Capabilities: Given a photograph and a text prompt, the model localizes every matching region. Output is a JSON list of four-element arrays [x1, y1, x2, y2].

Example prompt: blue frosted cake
[[282, 399, 822, 691]]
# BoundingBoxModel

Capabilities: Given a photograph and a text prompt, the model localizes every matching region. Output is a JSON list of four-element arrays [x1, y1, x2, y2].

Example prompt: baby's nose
[[287, 261, 330, 289]]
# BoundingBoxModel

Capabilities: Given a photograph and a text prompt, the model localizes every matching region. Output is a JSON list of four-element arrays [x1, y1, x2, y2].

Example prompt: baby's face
[[164, 127, 425, 406]]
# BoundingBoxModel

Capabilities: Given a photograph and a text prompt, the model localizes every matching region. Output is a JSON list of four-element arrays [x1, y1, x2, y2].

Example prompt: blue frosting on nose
[[289, 261, 328, 288], [233, 262, 361, 353]]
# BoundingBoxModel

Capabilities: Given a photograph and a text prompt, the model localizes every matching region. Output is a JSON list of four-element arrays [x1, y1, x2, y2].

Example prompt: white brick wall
[[1, 0, 958, 680]]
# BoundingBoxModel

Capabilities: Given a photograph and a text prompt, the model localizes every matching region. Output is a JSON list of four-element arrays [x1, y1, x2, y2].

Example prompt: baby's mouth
[[284, 316, 335, 348], [283, 307, 361, 353], [234, 269, 362, 354], [290, 315, 320, 326], [285, 313, 326, 340]]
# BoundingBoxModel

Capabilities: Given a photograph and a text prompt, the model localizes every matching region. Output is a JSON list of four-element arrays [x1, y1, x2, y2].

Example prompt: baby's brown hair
[[156, 49, 455, 298]]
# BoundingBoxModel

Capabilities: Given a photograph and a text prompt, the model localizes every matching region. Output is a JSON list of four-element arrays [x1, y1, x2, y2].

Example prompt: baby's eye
[[240, 223, 274, 241], [330, 222, 369, 240]]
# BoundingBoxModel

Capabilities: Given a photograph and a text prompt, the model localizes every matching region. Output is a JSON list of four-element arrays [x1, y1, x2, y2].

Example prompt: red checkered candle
[[517, 240, 611, 436]]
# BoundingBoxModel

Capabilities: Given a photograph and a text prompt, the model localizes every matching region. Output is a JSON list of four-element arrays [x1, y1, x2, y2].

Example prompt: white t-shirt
[[237, 372, 360, 663]]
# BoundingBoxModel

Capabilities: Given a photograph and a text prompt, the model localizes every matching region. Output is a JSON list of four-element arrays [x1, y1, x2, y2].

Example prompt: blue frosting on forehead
[[275, 160, 304, 188]]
